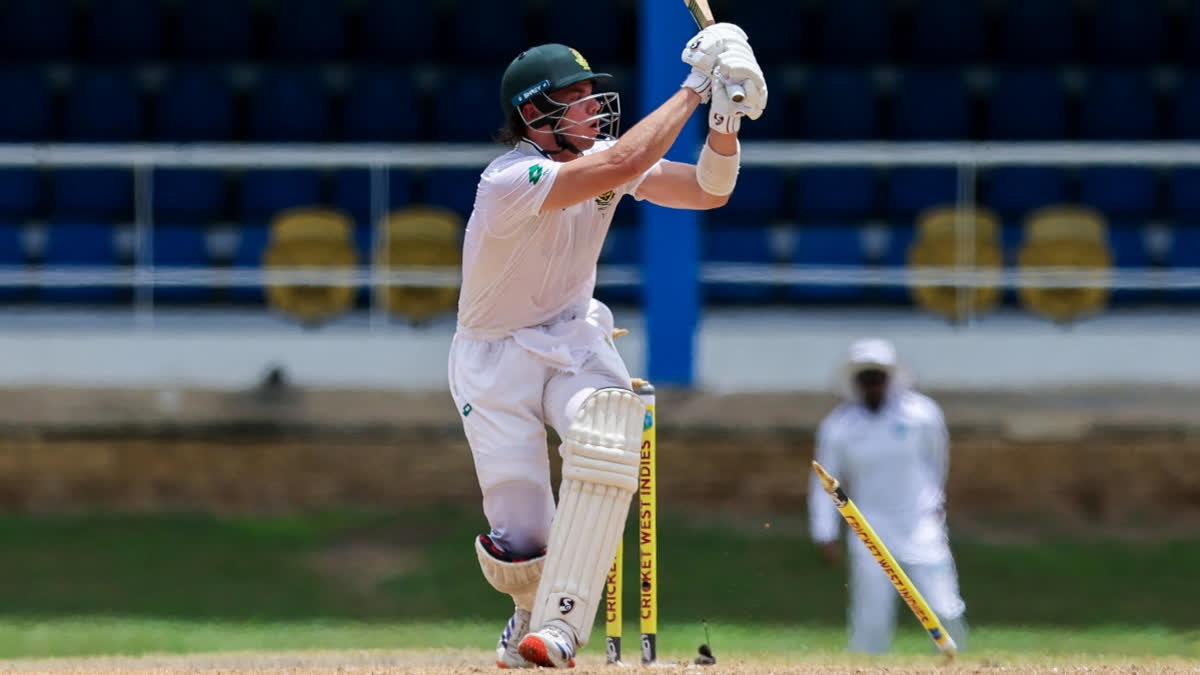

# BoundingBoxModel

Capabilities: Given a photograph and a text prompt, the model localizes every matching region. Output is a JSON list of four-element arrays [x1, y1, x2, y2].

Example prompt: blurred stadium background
[[0, 0, 1197, 667]]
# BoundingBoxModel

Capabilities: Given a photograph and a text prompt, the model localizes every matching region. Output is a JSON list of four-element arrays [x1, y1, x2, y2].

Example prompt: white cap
[[846, 337, 898, 376]]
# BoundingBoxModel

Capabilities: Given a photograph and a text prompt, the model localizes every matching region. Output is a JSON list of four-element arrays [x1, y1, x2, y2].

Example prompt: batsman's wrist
[[681, 70, 712, 103]]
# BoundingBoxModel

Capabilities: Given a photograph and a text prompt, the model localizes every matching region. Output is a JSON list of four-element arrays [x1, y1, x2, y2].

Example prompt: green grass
[[0, 507, 1195, 659]]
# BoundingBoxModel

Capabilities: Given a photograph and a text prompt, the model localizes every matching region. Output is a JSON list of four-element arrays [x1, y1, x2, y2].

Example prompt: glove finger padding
[[681, 22, 752, 75]]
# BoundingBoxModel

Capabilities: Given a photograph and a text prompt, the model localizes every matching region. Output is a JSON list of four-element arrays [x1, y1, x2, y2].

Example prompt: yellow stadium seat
[[906, 205, 1004, 322], [374, 206, 463, 323], [1017, 205, 1112, 323], [262, 207, 358, 327]]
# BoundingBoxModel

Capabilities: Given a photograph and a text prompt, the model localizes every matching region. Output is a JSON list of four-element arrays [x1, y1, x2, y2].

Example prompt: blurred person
[[448, 27, 767, 669], [808, 338, 969, 654]]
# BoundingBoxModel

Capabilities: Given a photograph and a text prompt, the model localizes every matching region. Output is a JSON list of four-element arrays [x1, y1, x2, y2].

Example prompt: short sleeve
[[477, 158, 560, 237]]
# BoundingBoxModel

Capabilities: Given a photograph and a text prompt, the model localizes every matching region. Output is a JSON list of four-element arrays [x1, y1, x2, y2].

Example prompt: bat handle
[[728, 83, 746, 103]]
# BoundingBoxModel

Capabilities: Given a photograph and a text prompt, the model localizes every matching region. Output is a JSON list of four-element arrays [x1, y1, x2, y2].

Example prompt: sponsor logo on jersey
[[529, 164, 544, 184], [594, 190, 615, 208]]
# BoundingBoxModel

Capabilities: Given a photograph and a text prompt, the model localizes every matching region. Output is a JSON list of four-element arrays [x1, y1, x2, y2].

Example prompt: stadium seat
[[788, 224, 867, 303], [230, 224, 270, 305], [543, 1, 625, 64], [65, 69, 143, 141], [909, 0, 985, 64], [0, 169, 40, 219], [424, 169, 482, 219], [154, 169, 226, 221], [1171, 73, 1200, 139], [716, 168, 786, 223], [53, 169, 133, 220], [0, 223, 24, 300], [596, 225, 640, 306], [1080, 69, 1157, 140], [87, 0, 162, 62], [906, 206, 1004, 320], [890, 70, 970, 140], [0, 68, 50, 140], [249, 69, 330, 142], [802, 69, 877, 140], [341, 69, 421, 142], [1170, 168, 1200, 218], [814, 0, 892, 65], [239, 170, 323, 221], [268, 0, 345, 61], [433, 71, 505, 142], [0, 0, 74, 61], [877, 223, 917, 304], [999, 0, 1077, 65], [175, 0, 252, 60], [985, 167, 1067, 219], [332, 168, 414, 224], [151, 225, 213, 304], [726, 2, 806, 67], [986, 70, 1067, 140], [449, 0, 527, 64], [154, 68, 234, 141], [795, 167, 877, 220], [40, 223, 121, 303], [1106, 223, 1152, 304], [886, 167, 959, 220], [1079, 167, 1157, 219], [361, 0, 435, 63], [1016, 206, 1113, 322], [1089, 0, 1167, 66], [703, 226, 775, 303]]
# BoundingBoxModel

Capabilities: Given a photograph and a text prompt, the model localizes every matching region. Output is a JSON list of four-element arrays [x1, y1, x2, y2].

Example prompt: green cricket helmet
[[500, 44, 621, 143]]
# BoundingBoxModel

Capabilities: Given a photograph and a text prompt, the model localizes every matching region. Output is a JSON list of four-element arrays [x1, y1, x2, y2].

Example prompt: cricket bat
[[683, 0, 747, 102], [811, 461, 959, 660]]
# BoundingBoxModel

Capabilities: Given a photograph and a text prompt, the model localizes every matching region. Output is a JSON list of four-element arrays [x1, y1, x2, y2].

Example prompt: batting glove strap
[[681, 69, 713, 103]]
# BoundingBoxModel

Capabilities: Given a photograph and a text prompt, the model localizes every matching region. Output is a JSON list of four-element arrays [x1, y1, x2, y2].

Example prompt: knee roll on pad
[[530, 388, 644, 647], [475, 535, 545, 611]]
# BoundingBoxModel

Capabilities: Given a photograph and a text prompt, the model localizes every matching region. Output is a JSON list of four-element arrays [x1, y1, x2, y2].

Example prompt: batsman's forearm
[[609, 89, 700, 174]]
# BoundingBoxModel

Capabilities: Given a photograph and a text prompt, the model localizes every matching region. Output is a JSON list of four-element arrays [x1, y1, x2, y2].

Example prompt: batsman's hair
[[494, 109, 527, 146]]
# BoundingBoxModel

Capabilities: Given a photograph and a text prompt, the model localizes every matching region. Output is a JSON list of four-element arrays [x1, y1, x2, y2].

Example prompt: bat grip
[[728, 83, 746, 103]]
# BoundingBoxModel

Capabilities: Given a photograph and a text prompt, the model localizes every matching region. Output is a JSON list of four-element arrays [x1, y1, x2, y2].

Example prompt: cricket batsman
[[448, 25, 767, 669], [808, 338, 969, 654]]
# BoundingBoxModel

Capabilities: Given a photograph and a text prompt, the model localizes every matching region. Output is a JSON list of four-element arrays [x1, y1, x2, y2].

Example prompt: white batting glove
[[709, 78, 744, 134], [680, 22, 750, 103], [716, 46, 767, 120]]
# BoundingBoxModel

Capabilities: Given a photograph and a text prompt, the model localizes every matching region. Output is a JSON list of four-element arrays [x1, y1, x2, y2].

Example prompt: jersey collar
[[518, 138, 553, 159]]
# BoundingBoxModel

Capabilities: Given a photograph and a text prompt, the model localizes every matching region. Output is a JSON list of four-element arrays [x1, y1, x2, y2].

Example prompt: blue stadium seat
[[1089, 0, 1167, 66], [239, 170, 322, 220], [154, 68, 234, 141], [795, 168, 876, 219], [362, 0, 434, 63], [878, 223, 916, 303], [891, 70, 969, 140], [910, 0, 985, 64], [424, 169, 482, 219], [53, 169, 132, 220], [596, 225, 640, 305], [268, 0, 345, 61], [0, 225, 25, 300], [65, 70, 143, 141], [717, 168, 786, 222], [985, 167, 1067, 218], [0, 169, 39, 219], [1080, 69, 1157, 140], [433, 71, 505, 142], [886, 167, 959, 219], [544, 2, 624, 64], [987, 70, 1067, 140], [230, 224, 269, 305], [154, 169, 226, 221], [40, 223, 121, 303], [449, 0, 527, 64], [1165, 225, 1200, 302], [341, 69, 421, 141], [1170, 168, 1200, 217], [151, 225, 212, 303], [788, 225, 867, 303], [1, 0, 73, 61], [1000, 0, 1077, 65], [87, 0, 162, 62], [803, 69, 877, 140], [1171, 73, 1200, 139], [333, 169, 414, 223], [0, 68, 50, 141], [175, 0, 251, 60], [703, 226, 775, 303], [1079, 167, 1157, 218], [1107, 223, 1152, 304], [250, 69, 330, 142], [726, 2, 806, 66], [815, 0, 891, 65]]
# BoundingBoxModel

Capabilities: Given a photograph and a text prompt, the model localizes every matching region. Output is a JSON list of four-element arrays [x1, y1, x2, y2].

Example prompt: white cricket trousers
[[448, 303, 633, 560], [847, 537, 968, 654]]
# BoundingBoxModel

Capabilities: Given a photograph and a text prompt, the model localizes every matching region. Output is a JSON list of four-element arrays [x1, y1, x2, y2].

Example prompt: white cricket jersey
[[456, 137, 657, 336], [808, 389, 953, 565]]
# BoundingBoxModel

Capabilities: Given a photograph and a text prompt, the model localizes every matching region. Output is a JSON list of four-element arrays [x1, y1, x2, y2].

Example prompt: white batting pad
[[475, 536, 546, 611], [530, 388, 644, 647]]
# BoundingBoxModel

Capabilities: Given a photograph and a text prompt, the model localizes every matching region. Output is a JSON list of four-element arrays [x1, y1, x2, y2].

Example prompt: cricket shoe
[[517, 621, 576, 668], [496, 607, 533, 668]]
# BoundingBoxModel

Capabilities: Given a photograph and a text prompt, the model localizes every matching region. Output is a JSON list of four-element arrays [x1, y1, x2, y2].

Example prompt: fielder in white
[[808, 338, 969, 654], [448, 27, 767, 668]]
